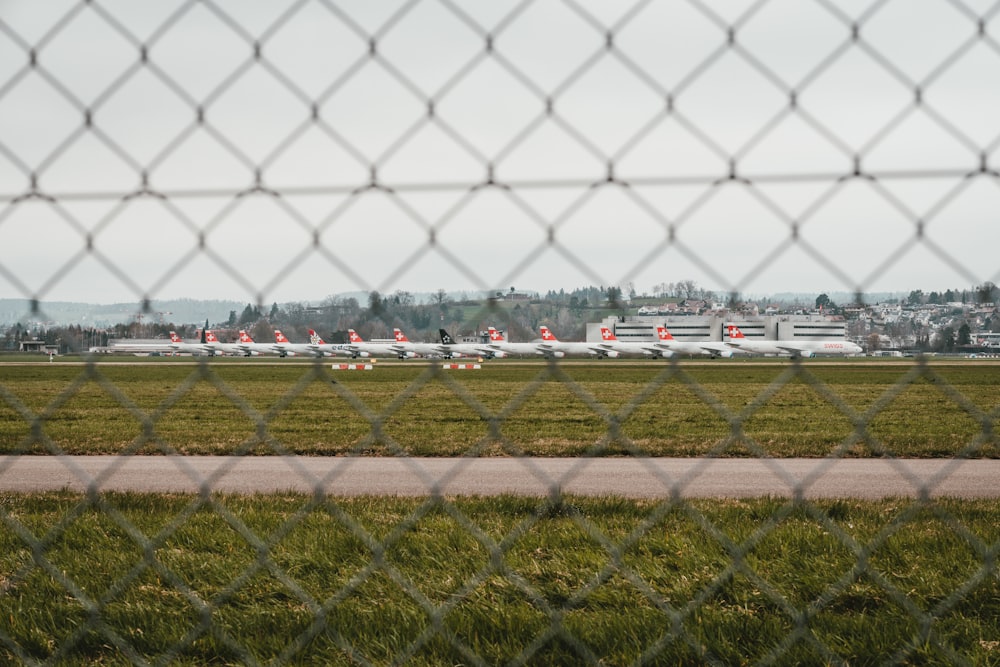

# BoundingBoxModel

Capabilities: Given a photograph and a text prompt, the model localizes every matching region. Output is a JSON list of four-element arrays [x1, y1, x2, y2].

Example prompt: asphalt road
[[2, 456, 998, 498]]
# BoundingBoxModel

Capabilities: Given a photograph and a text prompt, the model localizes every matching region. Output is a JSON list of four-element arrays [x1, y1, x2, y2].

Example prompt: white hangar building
[[586, 315, 848, 343]]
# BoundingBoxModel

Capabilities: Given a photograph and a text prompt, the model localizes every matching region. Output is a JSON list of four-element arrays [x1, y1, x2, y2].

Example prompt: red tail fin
[[656, 326, 674, 341], [275, 330, 290, 344], [205, 331, 219, 343], [488, 327, 505, 342], [393, 328, 409, 342], [348, 329, 364, 343], [600, 326, 617, 341], [308, 329, 324, 345], [540, 326, 557, 341], [239, 330, 254, 343], [728, 325, 745, 339]]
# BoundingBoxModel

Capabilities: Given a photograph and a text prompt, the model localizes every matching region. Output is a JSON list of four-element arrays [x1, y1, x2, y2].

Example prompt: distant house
[[19, 339, 59, 354]]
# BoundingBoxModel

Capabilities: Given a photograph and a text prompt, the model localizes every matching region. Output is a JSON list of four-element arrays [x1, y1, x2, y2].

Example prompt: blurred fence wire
[[1, 0, 999, 664]]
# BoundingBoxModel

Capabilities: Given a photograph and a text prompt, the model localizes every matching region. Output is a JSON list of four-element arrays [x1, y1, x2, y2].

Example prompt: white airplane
[[655, 326, 737, 358], [214, 329, 285, 357], [168, 330, 261, 356], [725, 325, 863, 357], [538, 325, 619, 358], [392, 328, 456, 358], [306, 329, 371, 358], [271, 329, 333, 358], [598, 326, 674, 358], [168, 330, 216, 356], [346, 329, 418, 359], [438, 329, 506, 359], [485, 327, 559, 358]]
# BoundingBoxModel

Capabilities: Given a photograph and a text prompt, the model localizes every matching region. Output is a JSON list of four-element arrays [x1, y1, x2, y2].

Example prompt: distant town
[[2, 281, 999, 356]]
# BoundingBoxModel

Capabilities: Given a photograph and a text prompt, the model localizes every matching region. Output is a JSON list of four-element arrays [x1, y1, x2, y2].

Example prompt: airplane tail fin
[[169, 331, 182, 343], [348, 329, 364, 343], [393, 328, 410, 342], [540, 326, 558, 341], [656, 326, 674, 341], [308, 329, 325, 345], [600, 326, 618, 341], [239, 330, 254, 343], [205, 331, 219, 343], [728, 325, 746, 339], [275, 329, 290, 344], [488, 327, 506, 342], [439, 329, 454, 345]]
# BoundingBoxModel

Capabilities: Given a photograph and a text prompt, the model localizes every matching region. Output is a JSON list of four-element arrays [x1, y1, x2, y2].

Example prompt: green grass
[[1, 492, 997, 665], [1, 360, 997, 457]]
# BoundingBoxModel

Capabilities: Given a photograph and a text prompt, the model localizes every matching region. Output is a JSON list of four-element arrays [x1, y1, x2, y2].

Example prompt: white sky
[[1, 0, 999, 306]]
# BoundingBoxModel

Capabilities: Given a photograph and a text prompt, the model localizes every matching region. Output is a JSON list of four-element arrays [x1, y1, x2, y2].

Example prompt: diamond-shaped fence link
[[1, 0, 999, 663]]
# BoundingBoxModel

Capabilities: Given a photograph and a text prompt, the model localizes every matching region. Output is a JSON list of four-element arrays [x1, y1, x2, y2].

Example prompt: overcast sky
[[1, 0, 999, 307]]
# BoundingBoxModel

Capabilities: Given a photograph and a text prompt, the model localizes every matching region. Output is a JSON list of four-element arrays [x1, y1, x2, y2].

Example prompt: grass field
[[2, 358, 997, 665], [1, 491, 998, 665], [0, 359, 997, 458]]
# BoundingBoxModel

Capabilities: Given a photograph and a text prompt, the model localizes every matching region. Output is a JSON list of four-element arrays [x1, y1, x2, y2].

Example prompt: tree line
[[3, 281, 997, 354]]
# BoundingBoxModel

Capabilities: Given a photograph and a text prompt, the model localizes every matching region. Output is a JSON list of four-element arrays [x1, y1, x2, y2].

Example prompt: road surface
[[1, 456, 998, 498]]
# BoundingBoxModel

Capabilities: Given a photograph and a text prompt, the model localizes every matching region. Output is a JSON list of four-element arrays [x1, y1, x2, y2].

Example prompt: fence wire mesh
[[1, 0, 999, 664]]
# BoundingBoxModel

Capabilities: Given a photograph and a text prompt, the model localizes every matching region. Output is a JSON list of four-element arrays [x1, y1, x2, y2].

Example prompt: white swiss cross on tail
[[727, 325, 745, 339], [540, 326, 557, 341], [348, 329, 364, 343], [656, 326, 674, 341], [488, 327, 505, 342], [393, 328, 409, 342], [274, 330, 290, 344], [600, 326, 616, 340]]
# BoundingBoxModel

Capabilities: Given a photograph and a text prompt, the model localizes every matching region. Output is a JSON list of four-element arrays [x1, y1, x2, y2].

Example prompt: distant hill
[[764, 292, 906, 306], [0, 299, 246, 327]]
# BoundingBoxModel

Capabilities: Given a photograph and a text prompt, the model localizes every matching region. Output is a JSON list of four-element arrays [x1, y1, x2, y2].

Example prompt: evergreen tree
[[958, 323, 971, 346], [238, 304, 255, 325]]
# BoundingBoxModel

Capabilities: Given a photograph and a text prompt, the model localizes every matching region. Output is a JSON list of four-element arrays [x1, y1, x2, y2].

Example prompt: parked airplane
[[307, 329, 370, 358], [485, 327, 560, 358], [598, 326, 673, 358], [271, 329, 333, 358], [438, 329, 506, 359], [725, 325, 863, 357], [346, 329, 417, 359], [392, 328, 457, 358], [168, 330, 260, 356], [654, 326, 737, 358], [168, 330, 215, 355], [539, 325, 620, 358], [222, 330, 267, 356]]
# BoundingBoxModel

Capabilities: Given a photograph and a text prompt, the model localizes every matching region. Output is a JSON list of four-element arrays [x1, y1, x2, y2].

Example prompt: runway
[[2, 456, 998, 499]]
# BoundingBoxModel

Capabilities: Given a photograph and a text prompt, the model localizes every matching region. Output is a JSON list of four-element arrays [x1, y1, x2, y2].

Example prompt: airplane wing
[[700, 343, 736, 357], [774, 344, 813, 357], [533, 343, 564, 358]]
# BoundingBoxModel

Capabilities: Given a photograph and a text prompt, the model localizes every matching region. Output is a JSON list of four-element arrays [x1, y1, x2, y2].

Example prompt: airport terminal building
[[586, 314, 848, 343]]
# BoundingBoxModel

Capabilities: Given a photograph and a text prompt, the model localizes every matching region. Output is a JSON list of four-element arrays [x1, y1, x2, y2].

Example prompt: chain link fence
[[1, 0, 999, 663]]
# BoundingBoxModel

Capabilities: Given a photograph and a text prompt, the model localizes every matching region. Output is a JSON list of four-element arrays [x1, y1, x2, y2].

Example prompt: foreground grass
[[1, 360, 997, 458], [1, 492, 997, 665]]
